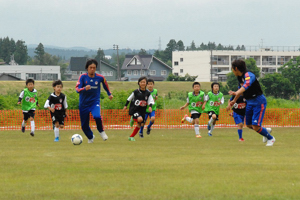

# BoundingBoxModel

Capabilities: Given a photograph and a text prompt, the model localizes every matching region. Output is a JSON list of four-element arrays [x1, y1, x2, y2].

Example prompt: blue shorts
[[145, 110, 155, 122], [233, 112, 245, 125], [245, 101, 266, 126]]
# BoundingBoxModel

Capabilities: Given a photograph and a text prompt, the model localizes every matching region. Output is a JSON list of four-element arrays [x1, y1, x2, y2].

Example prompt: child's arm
[[64, 96, 69, 117], [44, 98, 55, 113], [180, 102, 189, 110], [17, 90, 24, 104], [75, 75, 86, 93], [147, 94, 154, 113], [226, 99, 232, 111], [202, 95, 209, 110], [123, 92, 134, 110], [101, 77, 113, 100]]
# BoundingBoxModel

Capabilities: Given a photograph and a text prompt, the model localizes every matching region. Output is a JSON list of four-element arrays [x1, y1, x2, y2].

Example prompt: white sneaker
[[88, 135, 95, 143], [266, 137, 275, 146], [263, 128, 272, 143], [99, 131, 108, 141]]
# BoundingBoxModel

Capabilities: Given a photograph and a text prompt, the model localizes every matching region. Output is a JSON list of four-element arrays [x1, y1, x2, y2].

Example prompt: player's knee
[[238, 123, 244, 129], [151, 117, 155, 122], [60, 125, 64, 129], [137, 117, 143, 123], [246, 125, 253, 129], [212, 115, 217, 119]]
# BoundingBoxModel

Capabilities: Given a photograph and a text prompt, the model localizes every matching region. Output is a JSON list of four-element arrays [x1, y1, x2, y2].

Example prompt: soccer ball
[[71, 134, 83, 145]]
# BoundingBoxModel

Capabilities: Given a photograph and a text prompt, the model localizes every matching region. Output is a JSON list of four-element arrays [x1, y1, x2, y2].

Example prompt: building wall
[[0, 65, 61, 80], [0, 75, 20, 81], [99, 63, 117, 81], [172, 50, 300, 82]]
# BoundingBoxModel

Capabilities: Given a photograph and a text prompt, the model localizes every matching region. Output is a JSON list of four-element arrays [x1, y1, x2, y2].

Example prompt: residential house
[[121, 55, 172, 81]]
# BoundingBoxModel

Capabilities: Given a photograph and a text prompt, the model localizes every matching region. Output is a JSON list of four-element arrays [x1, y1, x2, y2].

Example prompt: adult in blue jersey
[[75, 59, 113, 143], [229, 59, 275, 146]]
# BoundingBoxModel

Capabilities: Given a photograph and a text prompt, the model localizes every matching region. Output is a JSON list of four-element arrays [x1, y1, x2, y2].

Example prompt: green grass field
[[1, 128, 300, 200]]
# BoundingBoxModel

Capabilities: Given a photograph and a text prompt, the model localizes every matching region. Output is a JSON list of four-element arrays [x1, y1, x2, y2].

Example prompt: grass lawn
[[1, 127, 300, 200]]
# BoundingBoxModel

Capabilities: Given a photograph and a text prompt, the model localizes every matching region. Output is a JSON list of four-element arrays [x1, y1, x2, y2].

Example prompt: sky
[[1, 0, 300, 50]]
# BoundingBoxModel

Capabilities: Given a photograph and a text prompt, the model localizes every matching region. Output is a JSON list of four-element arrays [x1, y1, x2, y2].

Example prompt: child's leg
[[30, 117, 35, 136], [140, 113, 149, 134], [22, 112, 28, 132], [54, 121, 60, 140], [130, 120, 142, 138], [194, 118, 200, 136], [208, 114, 217, 135], [237, 123, 244, 140]]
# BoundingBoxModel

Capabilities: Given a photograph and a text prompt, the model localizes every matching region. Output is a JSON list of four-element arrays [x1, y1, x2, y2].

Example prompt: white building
[[0, 65, 61, 80], [172, 48, 300, 82]]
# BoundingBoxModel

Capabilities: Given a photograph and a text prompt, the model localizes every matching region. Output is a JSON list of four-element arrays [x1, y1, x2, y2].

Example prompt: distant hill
[[27, 45, 157, 60]]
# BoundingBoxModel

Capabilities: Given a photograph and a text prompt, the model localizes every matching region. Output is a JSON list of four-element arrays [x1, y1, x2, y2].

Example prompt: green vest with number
[[21, 88, 38, 111], [146, 89, 158, 112], [188, 91, 205, 113], [204, 91, 223, 115]]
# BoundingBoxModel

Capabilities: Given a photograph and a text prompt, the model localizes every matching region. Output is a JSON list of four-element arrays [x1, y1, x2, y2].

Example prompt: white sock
[[208, 118, 214, 125], [22, 120, 25, 127], [211, 125, 215, 133], [54, 127, 59, 138], [30, 121, 35, 132], [194, 124, 200, 135], [186, 117, 193, 123]]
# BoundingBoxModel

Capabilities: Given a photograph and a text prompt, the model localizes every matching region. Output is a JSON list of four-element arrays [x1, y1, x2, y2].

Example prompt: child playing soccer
[[44, 80, 68, 142], [204, 82, 224, 136], [139, 78, 158, 137], [123, 76, 154, 141], [180, 82, 205, 138], [226, 95, 246, 141], [17, 79, 39, 137]]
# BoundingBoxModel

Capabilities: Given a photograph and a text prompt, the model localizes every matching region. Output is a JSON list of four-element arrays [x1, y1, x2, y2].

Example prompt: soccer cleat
[[139, 133, 144, 138], [207, 123, 211, 131], [239, 138, 245, 141], [181, 114, 188, 123], [88, 135, 95, 143], [208, 131, 212, 136], [54, 137, 59, 142], [21, 126, 25, 133], [130, 116, 134, 127], [263, 128, 272, 143], [128, 137, 135, 141], [147, 127, 151, 135], [266, 137, 275, 146], [30, 132, 34, 137], [195, 134, 202, 138], [99, 131, 108, 141]]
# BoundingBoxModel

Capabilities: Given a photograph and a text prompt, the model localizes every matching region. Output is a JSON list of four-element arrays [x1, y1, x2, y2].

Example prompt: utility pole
[[113, 44, 120, 80], [210, 49, 213, 82]]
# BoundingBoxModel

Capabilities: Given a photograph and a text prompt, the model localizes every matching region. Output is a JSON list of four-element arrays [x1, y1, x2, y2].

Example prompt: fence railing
[[1, 108, 299, 131]]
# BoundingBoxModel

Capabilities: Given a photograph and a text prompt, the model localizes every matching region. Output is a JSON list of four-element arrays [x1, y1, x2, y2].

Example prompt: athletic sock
[[30, 121, 35, 132], [238, 129, 243, 139], [257, 127, 273, 140], [130, 127, 140, 137], [54, 127, 59, 138], [22, 120, 25, 127], [140, 126, 144, 133], [210, 125, 215, 133], [208, 117, 214, 125], [194, 124, 200, 135], [186, 117, 193, 123], [148, 121, 154, 129]]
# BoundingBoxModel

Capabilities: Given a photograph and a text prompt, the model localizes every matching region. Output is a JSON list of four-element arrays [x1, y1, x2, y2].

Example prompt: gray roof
[[0, 73, 22, 80], [69, 57, 116, 71], [121, 55, 171, 70]]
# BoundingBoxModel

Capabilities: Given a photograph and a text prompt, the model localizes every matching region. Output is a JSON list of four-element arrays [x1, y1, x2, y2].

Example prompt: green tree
[[163, 39, 178, 62], [177, 40, 185, 51], [34, 43, 45, 65], [95, 48, 109, 63], [245, 58, 260, 78], [60, 63, 68, 81], [190, 40, 196, 50], [199, 42, 207, 50], [14, 40, 28, 64], [138, 49, 148, 55], [260, 73, 295, 99], [225, 72, 239, 91], [1, 37, 12, 63], [278, 56, 300, 93]]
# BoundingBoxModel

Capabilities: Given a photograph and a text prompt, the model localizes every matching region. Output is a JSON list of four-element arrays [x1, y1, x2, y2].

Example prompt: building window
[[150, 70, 156, 75], [110, 71, 113, 76], [180, 58, 183, 62], [277, 56, 291, 65], [101, 71, 106, 76], [180, 69, 183, 73], [133, 70, 138, 76], [127, 70, 132, 75], [262, 56, 276, 65], [231, 56, 245, 62], [8, 73, 21, 78], [212, 55, 230, 65], [26, 73, 58, 80], [174, 61, 179, 66], [161, 70, 167, 75], [246, 56, 261, 65], [141, 70, 145, 76], [174, 73, 178, 76]]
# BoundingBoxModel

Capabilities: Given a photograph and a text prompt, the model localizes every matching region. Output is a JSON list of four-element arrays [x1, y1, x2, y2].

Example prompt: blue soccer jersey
[[75, 73, 111, 108]]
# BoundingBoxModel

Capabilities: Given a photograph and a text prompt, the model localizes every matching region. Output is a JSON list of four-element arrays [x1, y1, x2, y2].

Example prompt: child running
[[44, 80, 68, 142], [17, 79, 39, 137], [139, 78, 158, 137], [180, 82, 205, 138], [204, 82, 224, 136], [123, 76, 154, 141], [226, 95, 246, 141]]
